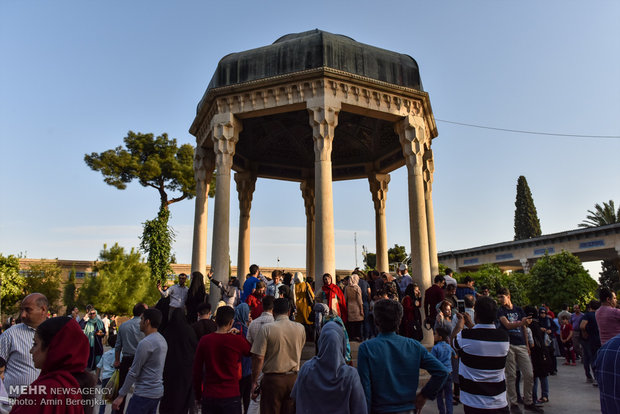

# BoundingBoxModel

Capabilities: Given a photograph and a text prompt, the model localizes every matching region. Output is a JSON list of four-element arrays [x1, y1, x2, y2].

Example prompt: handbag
[[103, 369, 120, 402]]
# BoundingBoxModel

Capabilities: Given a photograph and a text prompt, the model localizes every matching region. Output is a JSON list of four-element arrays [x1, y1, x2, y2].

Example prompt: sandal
[[537, 397, 549, 403]]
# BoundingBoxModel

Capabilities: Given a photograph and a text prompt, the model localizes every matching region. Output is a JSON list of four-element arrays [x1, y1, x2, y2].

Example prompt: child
[[96, 334, 117, 414], [431, 326, 456, 414], [560, 315, 576, 365]]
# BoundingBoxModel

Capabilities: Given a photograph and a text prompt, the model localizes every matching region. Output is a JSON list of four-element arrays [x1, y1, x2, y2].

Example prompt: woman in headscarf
[[294, 272, 314, 335], [13, 316, 96, 414], [160, 308, 198, 414], [344, 274, 363, 342], [185, 271, 207, 324], [80, 309, 105, 371], [401, 283, 423, 341], [291, 322, 366, 414], [315, 273, 347, 323], [233, 303, 252, 414]]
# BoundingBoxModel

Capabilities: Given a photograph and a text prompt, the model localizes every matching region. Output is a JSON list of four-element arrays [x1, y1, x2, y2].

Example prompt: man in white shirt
[[444, 268, 457, 287], [247, 296, 275, 344], [157, 273, 189, 315], [0, 293, 48, 397]]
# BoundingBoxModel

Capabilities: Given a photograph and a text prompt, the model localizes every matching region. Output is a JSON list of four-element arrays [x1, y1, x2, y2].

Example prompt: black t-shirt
[[581, 311, 601, 346], [497, 305, 526, 346]]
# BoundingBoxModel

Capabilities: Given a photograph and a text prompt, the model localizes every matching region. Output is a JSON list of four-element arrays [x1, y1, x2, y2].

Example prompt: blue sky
[[1, 1, 619, 278]]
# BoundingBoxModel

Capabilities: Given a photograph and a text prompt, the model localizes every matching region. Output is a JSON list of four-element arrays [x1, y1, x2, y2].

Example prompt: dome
[[201, 29, 423, 111]]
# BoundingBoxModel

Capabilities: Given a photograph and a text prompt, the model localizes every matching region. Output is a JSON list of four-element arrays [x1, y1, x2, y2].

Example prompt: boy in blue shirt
[[431, 326, 455, 414], [96, 334, 118, 414]]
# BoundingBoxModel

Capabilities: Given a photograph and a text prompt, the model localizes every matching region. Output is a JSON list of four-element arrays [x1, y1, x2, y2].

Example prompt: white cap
[[398, 263, 407, 271]]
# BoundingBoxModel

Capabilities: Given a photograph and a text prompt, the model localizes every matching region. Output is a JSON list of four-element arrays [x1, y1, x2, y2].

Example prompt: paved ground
[[420, 360, 601, 414]]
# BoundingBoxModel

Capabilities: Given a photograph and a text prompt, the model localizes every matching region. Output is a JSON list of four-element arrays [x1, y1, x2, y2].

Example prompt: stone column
[[308, 105, 339, 293], [300, 180, 315, 279], [209, 113, 242, 308], [423, 149, 439, 277], [191, 145, 215, 276], [368, 173, 390, 273], [235, 172, 256, 285], [396, 114, 432, 347]]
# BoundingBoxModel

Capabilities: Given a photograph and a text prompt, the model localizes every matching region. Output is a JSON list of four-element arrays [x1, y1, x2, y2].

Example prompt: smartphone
[[457, 300, 465, 314]]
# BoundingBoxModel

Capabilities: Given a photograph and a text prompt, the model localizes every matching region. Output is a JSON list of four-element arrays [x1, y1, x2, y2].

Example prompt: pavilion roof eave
[[189, 67, 436, 139]]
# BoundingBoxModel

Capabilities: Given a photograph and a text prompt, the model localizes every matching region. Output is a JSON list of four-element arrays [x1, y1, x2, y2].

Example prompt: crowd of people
[[0, 265, 620, 414]]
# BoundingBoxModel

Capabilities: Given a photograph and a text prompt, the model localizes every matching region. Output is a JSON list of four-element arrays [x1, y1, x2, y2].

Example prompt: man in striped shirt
[[0, 293, 48, 398], [452, 296, 510, 414]]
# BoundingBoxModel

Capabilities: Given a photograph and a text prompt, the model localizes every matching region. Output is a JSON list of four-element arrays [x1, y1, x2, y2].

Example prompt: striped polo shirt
[[454, 323, 510, 409], [0, 323, 40, 397]]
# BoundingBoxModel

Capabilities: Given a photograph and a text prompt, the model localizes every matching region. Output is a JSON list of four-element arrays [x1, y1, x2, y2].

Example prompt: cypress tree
[[514, 176, 542, 240]]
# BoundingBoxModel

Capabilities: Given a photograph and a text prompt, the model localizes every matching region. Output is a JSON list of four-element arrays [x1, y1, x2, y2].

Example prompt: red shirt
[[247, 294, 264, 320], [192, 332, 251, 399], [560, 323, 573, 341]]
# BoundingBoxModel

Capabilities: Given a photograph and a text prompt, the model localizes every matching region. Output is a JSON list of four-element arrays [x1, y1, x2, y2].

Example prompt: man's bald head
[[20, 293, 48, 328]]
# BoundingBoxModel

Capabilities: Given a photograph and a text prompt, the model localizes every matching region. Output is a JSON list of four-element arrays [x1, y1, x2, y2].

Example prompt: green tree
[[0, 254, 26, 314], [388, 244, 408, 265], [84, 131, 211, 283], [63, 268, 77, 311], [458, 264, 531, 306], [599, 260, 620, 291], [514, 176, 542, 240], [77, 244, 159, 315], [23, 261, 63, 311], [578, 200, 620, 228], [528, 251, 598, 311], [362, 246, 377, 270]]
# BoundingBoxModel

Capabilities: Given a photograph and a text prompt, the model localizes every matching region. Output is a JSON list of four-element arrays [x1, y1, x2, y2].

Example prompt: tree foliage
[[22, 261, 63, 311], [514, 176, 542, 240], [362, 246, 377, 270], [599, 260, 620, 291], [85, 131, 211, 285], [0, 254, 26, 314], [140, 207, 175, 283], [63, 268, 77, 311], [528, 251, 598, 311], [388, 244, 408, 265], [84, 131, 198, 209], [458, 264, 531, 306], [578, 200, 620, 228], [77, 244, 159, 315]]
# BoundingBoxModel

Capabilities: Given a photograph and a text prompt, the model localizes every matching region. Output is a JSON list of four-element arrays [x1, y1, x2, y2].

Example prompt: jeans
[[436, 377, 453, 414], [99, 378, 110, 414], [126, 395, 160, 414], [505, 345, 534, 406], [362, 303, 371, 339], [202, 396, 242, 414], [532, 376, 548, 401], [581, 339, 599, 380]]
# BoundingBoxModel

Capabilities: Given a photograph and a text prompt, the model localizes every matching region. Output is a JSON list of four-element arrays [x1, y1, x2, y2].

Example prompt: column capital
[[395, 115, 426, 175], [308, 105, 340, 161], [211, 113, 242, 171], [368, 172, 390, 213], [235, 172, 257, 217], [300, 180, 315, 218], [194, 145, 215, 182], [423, 148, 435, 194]]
